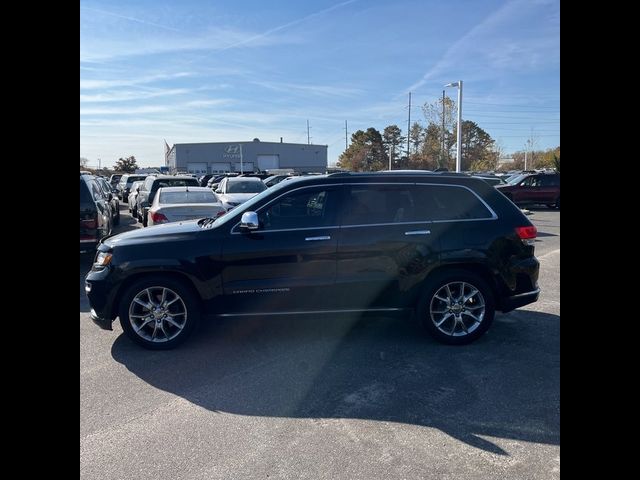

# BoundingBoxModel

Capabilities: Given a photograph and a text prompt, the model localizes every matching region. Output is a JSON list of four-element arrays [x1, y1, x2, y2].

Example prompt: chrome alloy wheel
[[429, 282, 485, 337], [128, 287, 187, 343]]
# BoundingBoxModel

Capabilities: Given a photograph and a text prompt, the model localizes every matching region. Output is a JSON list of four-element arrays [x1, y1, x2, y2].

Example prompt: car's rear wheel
[[142, 211, 148, 227], [417, 270, 495, 345], [119, 276, 200, 349]]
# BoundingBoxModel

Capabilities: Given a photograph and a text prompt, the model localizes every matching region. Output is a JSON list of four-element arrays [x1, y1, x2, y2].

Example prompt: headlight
[[94, 251, 113, 268]]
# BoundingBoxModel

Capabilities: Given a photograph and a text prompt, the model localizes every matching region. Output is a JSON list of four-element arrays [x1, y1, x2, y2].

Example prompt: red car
[[496, 172, 560, 209]]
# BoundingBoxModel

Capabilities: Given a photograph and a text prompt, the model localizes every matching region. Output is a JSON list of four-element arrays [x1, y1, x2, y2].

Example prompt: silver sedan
[[147, 187, 226, 226]]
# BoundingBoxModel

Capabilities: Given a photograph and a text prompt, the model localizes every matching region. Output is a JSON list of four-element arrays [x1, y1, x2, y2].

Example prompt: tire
[[118, 276, 200, 350], [416, 269, 495, 345], [142, 210, 148, 227], [113, 209, 120, 226], [555, 197, 560, 209], [132, 206, 137, 219]]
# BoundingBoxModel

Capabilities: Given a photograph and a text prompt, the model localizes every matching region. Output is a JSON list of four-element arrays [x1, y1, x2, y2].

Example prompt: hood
[[103, 220, 203, 248]]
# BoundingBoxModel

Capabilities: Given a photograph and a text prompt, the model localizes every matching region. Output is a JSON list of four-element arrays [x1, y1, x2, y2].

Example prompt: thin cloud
[[80, 5, 181, 32], [190, 0, 359, 61], [252, 80, 363, 98], [80, 88, 191, 103], [80, 72, 193, 90], [406, 0, 535, 92]]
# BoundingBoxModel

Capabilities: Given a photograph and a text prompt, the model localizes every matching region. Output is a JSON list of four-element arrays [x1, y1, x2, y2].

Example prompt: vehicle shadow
[[111, 309, 559, 455]]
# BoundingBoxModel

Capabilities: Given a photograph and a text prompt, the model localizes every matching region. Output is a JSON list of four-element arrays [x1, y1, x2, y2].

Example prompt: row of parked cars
[[82, 168, 559, 252]]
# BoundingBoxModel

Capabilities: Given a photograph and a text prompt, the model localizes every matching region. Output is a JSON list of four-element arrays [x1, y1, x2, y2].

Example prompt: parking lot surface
[[81, 204, 559, 480]]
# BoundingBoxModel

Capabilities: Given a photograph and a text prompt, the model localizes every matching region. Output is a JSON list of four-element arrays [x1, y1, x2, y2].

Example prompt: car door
[[220, 185, 342, 314], [538, 174, 559, 203], [334, 183, 444, 310]]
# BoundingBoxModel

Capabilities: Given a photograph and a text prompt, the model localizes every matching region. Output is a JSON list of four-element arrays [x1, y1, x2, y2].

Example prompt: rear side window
[[143, 177, 155, 190], [88, 180, 104, 202], [412, 185, 493, 221], [540, 175, 560, 186]]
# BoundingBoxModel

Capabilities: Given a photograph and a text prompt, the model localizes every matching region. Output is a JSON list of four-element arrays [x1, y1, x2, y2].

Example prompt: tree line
[[337, 96, 559, 172]]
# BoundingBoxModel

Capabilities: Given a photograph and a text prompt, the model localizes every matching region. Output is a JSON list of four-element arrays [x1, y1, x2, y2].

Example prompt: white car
[[215, 177, 267, 211], [147, 187, 226, 226], [128, 180, 145, 217]]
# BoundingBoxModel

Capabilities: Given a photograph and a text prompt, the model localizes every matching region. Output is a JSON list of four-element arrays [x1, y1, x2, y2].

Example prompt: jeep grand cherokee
[[85, 172, 539, 349]]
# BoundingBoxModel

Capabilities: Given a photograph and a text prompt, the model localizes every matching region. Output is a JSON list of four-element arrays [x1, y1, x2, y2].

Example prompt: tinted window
[[258, 188, 336, 230], [539, 175, 559, 186], [152, 178, 199, 191], [80, 179, 93, 203], [89, 180, 104, 201], [342, 185, 416, 225], [413, 185, 493, 220], [227, 180, 267, 194]]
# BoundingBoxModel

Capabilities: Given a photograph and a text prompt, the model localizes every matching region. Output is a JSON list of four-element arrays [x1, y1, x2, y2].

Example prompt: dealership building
[[165, 139, 328, 176]]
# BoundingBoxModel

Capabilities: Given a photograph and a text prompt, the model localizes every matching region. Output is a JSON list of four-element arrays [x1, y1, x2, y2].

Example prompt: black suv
[[86, 172, 540, 349]]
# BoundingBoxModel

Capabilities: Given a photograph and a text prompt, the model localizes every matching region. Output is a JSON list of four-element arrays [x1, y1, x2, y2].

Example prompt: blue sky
[[80, 0, 559, 168]]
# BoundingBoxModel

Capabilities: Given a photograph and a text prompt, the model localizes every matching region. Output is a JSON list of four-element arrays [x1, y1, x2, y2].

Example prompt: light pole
[[445, 80, 463, 172]]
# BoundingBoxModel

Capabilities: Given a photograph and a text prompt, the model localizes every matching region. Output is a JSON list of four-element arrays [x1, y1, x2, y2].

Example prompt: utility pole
[[406, 92, 411, 160], [441, 90, 446, 168], [307, 120, 311, 145], [345, 120, 348, 150], [98, 157, 101, 170], [524, 142, 528, 170]]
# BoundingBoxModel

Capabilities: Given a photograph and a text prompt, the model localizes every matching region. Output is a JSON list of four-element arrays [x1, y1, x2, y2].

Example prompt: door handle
[[305, 235, 331, 241], [404, 230, 431, 236]]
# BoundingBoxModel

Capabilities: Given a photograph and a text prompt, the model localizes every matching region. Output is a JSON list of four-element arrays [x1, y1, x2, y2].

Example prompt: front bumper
[[85, 267, 118, 330], [90, 308, 113, 330], [501, 288, 540, 312]]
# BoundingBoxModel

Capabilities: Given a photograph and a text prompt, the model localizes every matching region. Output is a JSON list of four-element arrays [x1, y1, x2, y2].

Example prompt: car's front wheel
[[119, 276, 200, 349], [417, 270, 495, 345]]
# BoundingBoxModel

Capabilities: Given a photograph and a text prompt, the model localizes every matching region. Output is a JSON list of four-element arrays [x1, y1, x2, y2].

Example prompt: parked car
[[199, 174, 215, 187], [147, 187, 226, 226], [109, 173, 124, 188], [95, 176, 120, 226], [80, 174, 113, 251], [215, 176, 267, 210], [127, 180, 145, 218], [116, 174, 147, 203], [496, 171, 560, 208], [136, 175, 200, 226], [263, 174, 292, 188], [207, 173, 239, 190], [86, 171, 540, 349], [472, 175, 507, 186]]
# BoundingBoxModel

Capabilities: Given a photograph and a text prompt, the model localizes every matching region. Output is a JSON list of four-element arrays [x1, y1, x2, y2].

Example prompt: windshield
[[507, 174, 528, 185], [226, 180, 267, 194], [160, 190, 217, 204]]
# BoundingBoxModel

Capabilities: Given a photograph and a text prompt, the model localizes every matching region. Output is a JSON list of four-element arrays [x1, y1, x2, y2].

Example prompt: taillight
[[150, 211, 168, 223], [81, 218, 97, 229], [516, 225, 537, 245]]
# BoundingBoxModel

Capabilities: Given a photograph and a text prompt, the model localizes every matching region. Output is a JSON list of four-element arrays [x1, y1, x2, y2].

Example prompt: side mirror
[[240, 211, 259, 231]]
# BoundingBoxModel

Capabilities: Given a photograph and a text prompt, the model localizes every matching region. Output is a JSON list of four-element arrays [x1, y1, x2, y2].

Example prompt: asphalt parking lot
[[80, 203, 560, 480]]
